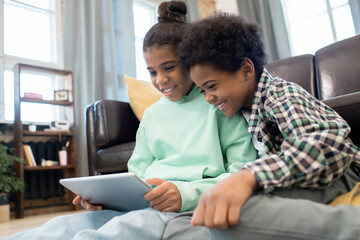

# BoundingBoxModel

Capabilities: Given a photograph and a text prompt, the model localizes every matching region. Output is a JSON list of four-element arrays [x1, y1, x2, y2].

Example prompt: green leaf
[[0, 144, 25, 194]]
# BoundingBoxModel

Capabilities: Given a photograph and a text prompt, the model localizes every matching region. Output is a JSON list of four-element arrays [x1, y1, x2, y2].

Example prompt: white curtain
[[63, 0, 135, 176], [236, 0, 291, 62], [350, 0, 360, 34], [184, 0, 199, 22]]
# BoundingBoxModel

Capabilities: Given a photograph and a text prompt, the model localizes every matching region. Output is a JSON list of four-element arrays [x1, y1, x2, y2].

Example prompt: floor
[[0, 210, 85, 239]]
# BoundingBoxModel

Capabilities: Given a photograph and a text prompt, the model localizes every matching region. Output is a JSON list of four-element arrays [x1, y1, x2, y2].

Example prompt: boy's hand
[[72, 195, 102, 211], [191, 170, 258, 229], [144, 178, 182, 212]]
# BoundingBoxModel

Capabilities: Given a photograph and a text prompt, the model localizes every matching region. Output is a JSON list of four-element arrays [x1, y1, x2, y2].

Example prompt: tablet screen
[[60, 172, 151, 211]]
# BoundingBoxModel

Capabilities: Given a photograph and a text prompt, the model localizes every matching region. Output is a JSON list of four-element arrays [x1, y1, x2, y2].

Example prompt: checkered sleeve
[[243, 81, 357, 192]]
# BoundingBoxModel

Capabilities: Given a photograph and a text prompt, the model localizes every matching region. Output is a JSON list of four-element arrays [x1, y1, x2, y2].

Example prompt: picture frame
[[54, 90, 69, 101]]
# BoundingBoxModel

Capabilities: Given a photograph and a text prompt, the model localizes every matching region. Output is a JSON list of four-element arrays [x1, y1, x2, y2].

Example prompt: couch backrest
[[315, 34, 360, 100], [266, 54, 317, 97], [94, 100, 139, 148]]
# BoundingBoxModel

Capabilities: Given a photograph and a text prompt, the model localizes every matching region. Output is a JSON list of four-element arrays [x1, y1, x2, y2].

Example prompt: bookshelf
[[13, 63, 78, 218]]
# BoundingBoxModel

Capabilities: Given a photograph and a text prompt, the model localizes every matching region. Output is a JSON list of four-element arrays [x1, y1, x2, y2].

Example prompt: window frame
[[281, 0, 357, 56], [0, 0, 64, 123], [132, 0, 161, 81]]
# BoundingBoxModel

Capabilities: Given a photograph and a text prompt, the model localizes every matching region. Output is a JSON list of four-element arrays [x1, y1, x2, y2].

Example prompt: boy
[[163, 13, 360, 240]]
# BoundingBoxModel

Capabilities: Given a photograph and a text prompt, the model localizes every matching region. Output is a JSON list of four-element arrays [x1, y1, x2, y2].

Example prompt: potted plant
[[0, 143, 25, 222]]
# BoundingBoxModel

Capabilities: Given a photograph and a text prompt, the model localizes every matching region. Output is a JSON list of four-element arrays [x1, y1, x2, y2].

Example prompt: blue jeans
[[6, 208, 178, 240]]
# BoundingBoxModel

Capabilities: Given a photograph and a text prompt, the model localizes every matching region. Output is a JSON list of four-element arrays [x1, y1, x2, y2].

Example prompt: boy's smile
[[144, 44, 194, 102], [190, 60, 257, 117]]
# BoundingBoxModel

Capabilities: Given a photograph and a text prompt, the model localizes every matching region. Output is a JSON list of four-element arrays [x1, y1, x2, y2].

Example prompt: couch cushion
[[266, 54, 316, 97], [96, 141, 136, 173], [315, 34, 360, 100], [124, 75, 162, 121], [322, 92, 360, 147]]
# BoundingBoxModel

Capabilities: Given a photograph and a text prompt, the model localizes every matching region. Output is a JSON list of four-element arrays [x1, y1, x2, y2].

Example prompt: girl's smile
[[162, 86, 176, 96], [144, 44, 194, 102]]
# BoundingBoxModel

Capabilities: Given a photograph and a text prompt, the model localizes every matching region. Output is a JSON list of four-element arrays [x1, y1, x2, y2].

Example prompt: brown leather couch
[[86, 100, 139, 175], [86, 34, 360, 175], [266, 34, 360, 147]]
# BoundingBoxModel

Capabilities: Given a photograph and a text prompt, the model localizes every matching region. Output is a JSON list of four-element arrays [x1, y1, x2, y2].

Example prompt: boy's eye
[[199, 89, 205, 95], [149, 71, 156, 76], [208, 84, 216, 89]]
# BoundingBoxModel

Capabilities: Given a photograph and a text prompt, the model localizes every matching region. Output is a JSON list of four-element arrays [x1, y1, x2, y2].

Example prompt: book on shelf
[[23, 92, 43, 100], [23, 144, 37, 167]]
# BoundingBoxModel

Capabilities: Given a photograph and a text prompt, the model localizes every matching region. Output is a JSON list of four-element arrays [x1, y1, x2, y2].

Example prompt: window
[[4, 0, 59, 62], [281, 0, 357, 56], [0, 0, 63, 122], [132, 0, 158, 81]]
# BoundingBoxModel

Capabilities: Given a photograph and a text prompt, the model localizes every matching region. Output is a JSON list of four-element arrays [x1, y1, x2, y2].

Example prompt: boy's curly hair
[[178, 13, 267, 76]]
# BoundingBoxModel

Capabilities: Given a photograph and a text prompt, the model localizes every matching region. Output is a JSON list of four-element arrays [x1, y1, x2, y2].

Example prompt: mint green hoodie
[[128, 87, 257, 212]]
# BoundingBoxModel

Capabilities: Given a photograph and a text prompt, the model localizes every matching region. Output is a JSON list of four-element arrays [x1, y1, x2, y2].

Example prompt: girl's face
[[190, 60, 256, 117], [144, 44, 194, 102]]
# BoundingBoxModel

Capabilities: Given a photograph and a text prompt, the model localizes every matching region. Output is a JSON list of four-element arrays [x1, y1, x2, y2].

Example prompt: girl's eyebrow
[[147, 60, 177, 70]]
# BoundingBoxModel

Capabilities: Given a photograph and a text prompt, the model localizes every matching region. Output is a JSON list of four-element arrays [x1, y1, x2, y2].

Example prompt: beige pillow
[[124, 75, 162, 121]]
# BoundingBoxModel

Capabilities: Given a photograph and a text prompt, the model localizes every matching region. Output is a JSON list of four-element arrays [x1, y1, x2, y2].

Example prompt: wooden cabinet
[[13, 63, 78, 218]]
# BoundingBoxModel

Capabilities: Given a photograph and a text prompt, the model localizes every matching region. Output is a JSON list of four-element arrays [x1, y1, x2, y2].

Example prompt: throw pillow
[[329, 182, 360, 206], [124, 75, 162, 121]]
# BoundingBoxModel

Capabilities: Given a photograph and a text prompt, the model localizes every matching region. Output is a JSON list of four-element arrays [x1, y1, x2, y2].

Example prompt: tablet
[[59, 172, 151, 211]]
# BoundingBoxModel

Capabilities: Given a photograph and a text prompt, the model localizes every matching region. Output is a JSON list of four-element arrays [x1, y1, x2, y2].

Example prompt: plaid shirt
[[242, 69, 360, 192]]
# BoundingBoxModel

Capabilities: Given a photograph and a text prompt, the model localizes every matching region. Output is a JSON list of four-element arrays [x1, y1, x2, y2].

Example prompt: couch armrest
[[86, 104, 97, 175], [94, 100, 140, 148], [322, 91, 360, 146]]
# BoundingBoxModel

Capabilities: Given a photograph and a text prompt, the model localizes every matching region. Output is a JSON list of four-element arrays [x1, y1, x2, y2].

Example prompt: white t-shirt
[[242, 111, 267, 159]]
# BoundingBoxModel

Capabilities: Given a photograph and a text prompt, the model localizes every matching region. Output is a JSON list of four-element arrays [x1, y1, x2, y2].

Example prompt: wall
[[197, 0, 216, 19], [197, 0, 240, 18], [214, 0, 239, 14]]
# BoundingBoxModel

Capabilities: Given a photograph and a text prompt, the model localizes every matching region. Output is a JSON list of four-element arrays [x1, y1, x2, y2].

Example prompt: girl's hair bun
[[158, 1, 187, 23]]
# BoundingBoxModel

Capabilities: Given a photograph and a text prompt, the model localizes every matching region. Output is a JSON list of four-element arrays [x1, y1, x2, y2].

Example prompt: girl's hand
[[144, 178, 182, 212], [72, 195, 102, 211]]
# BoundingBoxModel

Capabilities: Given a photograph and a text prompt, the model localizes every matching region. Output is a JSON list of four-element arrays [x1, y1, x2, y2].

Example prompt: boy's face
[[144, 44, 194, 102], [190, 62, 256, 117]]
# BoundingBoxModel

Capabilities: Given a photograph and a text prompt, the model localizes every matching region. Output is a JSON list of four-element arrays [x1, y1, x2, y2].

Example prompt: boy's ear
[[241, 58, 255, 79]]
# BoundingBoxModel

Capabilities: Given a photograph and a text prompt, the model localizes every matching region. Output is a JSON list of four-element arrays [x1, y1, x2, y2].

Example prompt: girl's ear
[[241, 58, 255, 80]]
